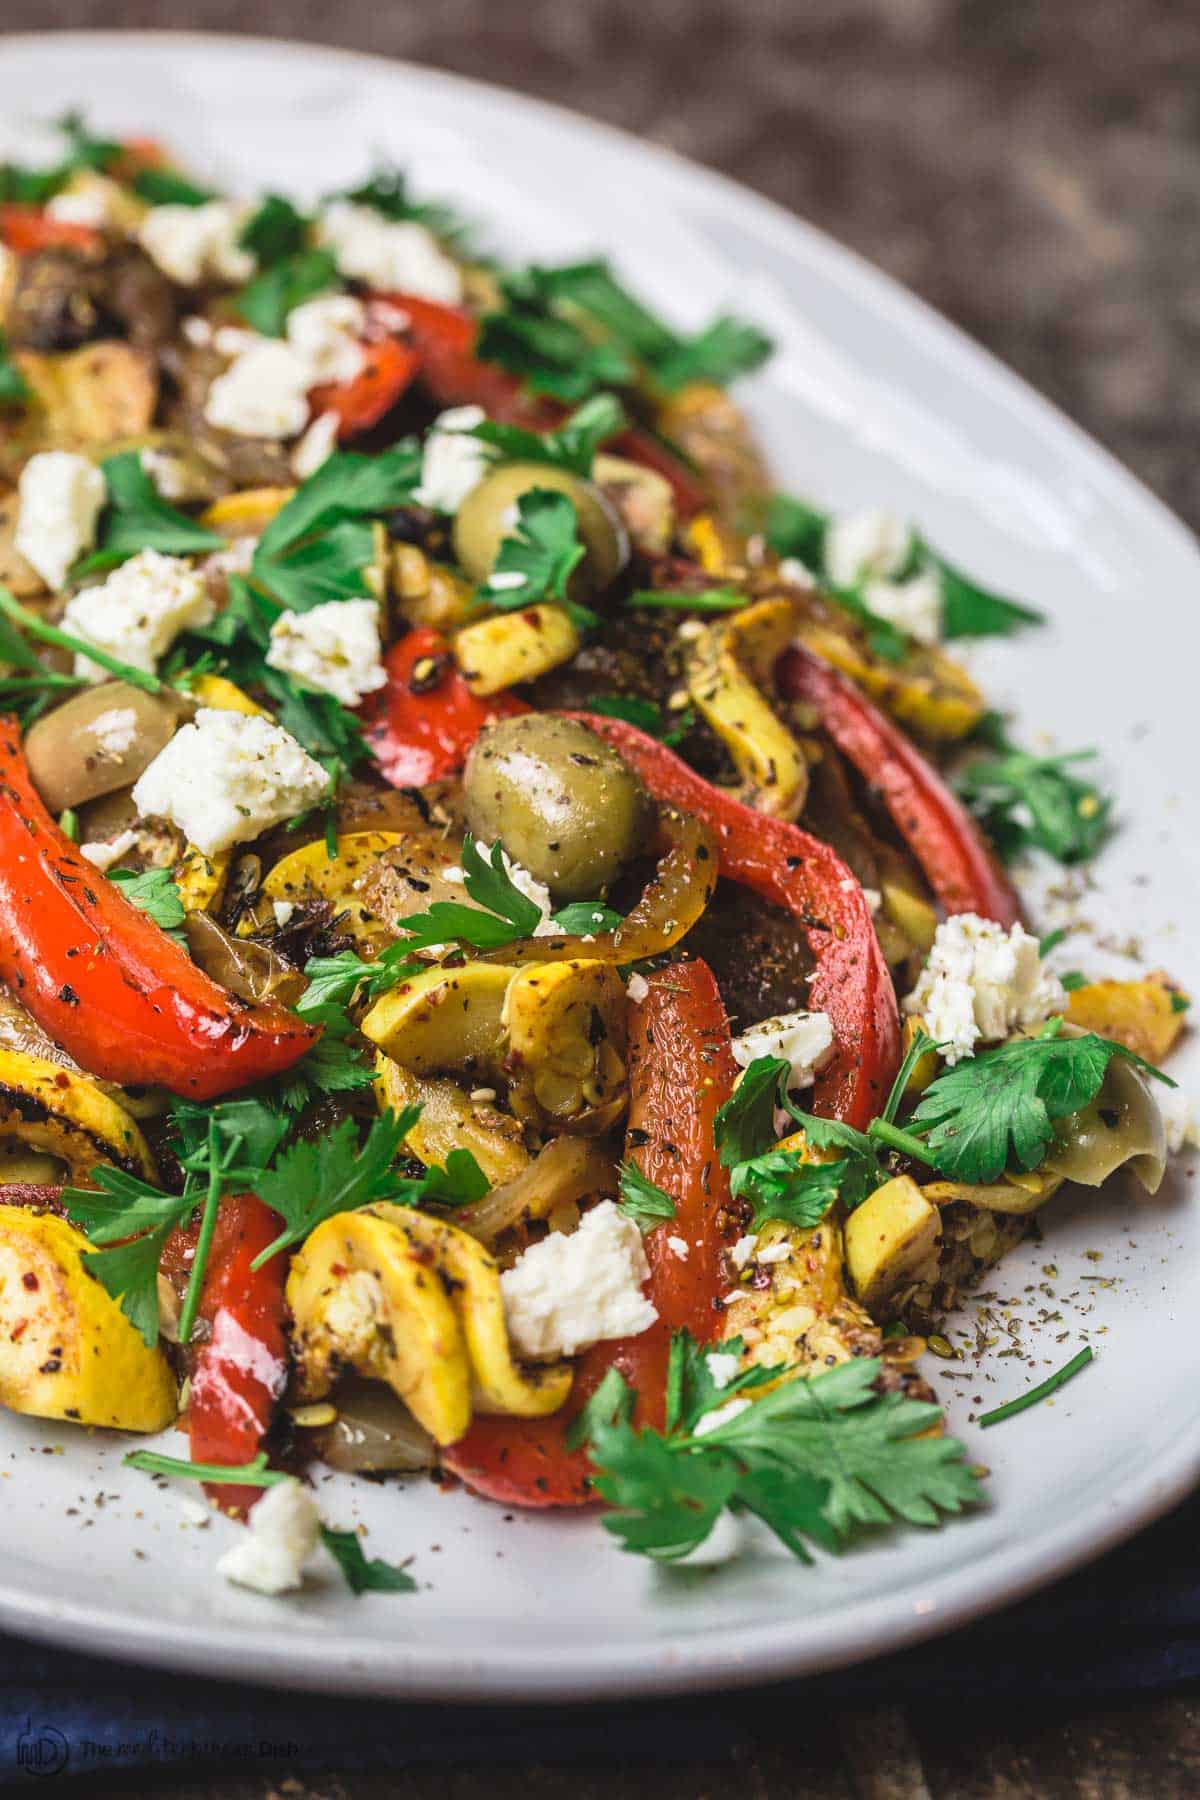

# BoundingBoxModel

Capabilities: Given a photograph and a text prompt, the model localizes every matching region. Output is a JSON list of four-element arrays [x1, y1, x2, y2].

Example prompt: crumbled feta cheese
[[90, 706, 140, 759], [904, 913, 1067, 1064], [180, 1497, 211, 1528], [705, 1350, 741, 1390], [63, 549, 214, 682], [140, 447, 194, 503], [862, 568, 942, 646], [319, 202, 462, 303], [755, 1242, 790, 1265], [675, 1510, 745, 1567], [285, 293, 366, 385], [500, 1200, 657, 1358], [290, 410, 341, 481], [625, 972, 650, 1004], [45, 185, 112, 229], [14, 451, 106, 591], [778, 555, 816, 589], [138, 200, 255, 287], [265, 598, 387, 707], [1161, 1088, 1199, 1155], [79, 828, 139, 871], [204, 339, 313, 440], [862, 886, 883, 914], [131, 707, 329, 857], [272, 900, 295, 928], [731, 1009, 835, 1091], [414, 405, 492, 513], [181, 314, 213, 347], [729, 1233, 757, 1271], [693, 1397, 752, 1438], [499, 852, 559, 936], [216, 1477, 321, 1595], [824, 508, 910, 589], [666, 1235, 690, 1261]]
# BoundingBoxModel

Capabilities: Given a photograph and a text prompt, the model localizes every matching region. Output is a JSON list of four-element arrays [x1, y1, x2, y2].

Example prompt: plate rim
[[0, 25, 1196, 1704]]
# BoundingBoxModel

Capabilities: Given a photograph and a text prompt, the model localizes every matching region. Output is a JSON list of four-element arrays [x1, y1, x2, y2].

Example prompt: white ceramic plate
[[0, 30, 1197, 1703]]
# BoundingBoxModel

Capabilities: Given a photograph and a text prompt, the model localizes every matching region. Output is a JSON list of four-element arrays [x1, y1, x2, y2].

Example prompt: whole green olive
[[452, 463, 628, 599], [24, 683, 186, 815], [463, 714, 652, 902]]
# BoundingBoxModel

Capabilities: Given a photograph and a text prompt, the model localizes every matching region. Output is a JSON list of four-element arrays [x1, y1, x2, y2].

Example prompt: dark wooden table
[[4, 3, 1199, 1793]]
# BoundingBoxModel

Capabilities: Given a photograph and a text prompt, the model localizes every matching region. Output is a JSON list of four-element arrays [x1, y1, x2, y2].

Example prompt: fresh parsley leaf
[[957, 742, 1114, 865], [256, 517, 380, 612], [63, 1166, 194, 1349], [239, 192, 311, 265], [583, 692, 693, 746], [780, 1112, 887, 1212], [76, 451, 224, 573], [465, 392, 625, 477], [234, 247, 338, 337], [414, 1147, 490, 1209], [250, 443, 420, 599], [550, 900, 624, 935], [663, 1330, 774, 1435], [478, 272, 635, 402], [0, 332, 29, 408], [564, 1365, 637, 1452], [589, 1343, 980, 1563], [398, 836, 544, 954], [168, 1095, 291, 1180], [272, 1004, 377, 1115], [765, 493, 828, 569], [617, 1162, 677, 1231], [1038, 926, 1070, 956], [714, 1055, 789, 1168], [319, 1524, 416, 1594], [109, 866, 187, 940], [914, 535, 1044, 640], [1171, 992, 1192, 1014], [78, 1227, 178, 1346], [1059, 970, 1088, 993], [651, 315, 773, 392], [480, 488, 592, 630], [298, 944, 423, 1016], [889, 1029, 1174, 1185], [56, 111, 121, 173], [729, 1149, 846, 1232], [626, 587, 746, 614], [132, 167, 216, 206], [250, 1107, 421, 1266]]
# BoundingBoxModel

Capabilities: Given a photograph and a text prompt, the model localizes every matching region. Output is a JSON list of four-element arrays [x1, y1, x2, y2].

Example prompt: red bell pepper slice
[[442, 959, 737, 1507], [0, 718, 317, 1099], [362, 627, 529, 788], [309, 337, 420, 440], [0, 204, 103, 256], [166, 1195, 289, 1516], [570, 712, 902, 1129], [777, 645, 1022, 927]]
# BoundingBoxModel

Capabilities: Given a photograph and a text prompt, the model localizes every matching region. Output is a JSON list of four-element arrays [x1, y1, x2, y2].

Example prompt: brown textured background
[[4, 5, 1200, 1794], [7, 0, 1200, 536]]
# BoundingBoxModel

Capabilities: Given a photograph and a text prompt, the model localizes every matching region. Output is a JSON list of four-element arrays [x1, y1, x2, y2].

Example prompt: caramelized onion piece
[[456, 1136, 617, 1246], [308, 1378, 438, 1474]]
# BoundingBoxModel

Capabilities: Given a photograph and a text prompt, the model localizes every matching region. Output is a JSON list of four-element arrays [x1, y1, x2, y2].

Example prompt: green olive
[[24, 683, 186, 815], [452, 463, 628, 599], [463, 715, 652, 902]]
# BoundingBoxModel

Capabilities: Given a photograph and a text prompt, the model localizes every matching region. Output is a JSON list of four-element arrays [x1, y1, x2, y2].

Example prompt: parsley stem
[[176, 1121, 235, 1345], [0, 588, 163, 694], [866, 1118, 937, 1166], [978, 1346, 1094, 1428], [124, 1448, 282, 1486]]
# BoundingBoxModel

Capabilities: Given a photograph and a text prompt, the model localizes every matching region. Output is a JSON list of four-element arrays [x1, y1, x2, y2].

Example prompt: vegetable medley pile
[[0, 116, 1188, 1595]]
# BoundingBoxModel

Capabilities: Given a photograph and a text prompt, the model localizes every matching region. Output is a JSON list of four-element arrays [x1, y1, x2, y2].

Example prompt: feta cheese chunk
[[216, 1477, 321, 1596], [862, 567, 943, 646], [204, 339, 313, 440], [79, 829, 138, 871], [138, 200, 255, 287], [824, 507, 910, 589], [731, 1008, 835, 1091], [290, 410, 340, 481], [285, 293, 366, 385], [705, 1350, 742, 1390], [132, 708, 329, 857], [63, 549, 214, 681], [693, 1397, 752, 1438], [904, 913, 1067, 1064], [414, 405, 492, 513], [14, 451, 106, 590], [266, 598, 387, 707], [500, 1200, 657, 1358], [318, 202, 462, 303]]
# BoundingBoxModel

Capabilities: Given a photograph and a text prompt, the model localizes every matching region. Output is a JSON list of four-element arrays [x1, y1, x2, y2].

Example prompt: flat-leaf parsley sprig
[[578, 1330, 981, 1563]]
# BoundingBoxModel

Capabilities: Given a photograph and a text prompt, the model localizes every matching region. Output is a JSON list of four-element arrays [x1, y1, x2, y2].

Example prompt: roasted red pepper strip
[[167, 1196, 289, 1517], [569, 712, 901, 1128], [776, 645, 1022, 927], [0, 718, 317, 1099], [310, 337, 420, 440], [362, 627, 529, 788], [443, 959, 736, 1507], [379, 294, 706, 514], [0, 204, 103, 256]]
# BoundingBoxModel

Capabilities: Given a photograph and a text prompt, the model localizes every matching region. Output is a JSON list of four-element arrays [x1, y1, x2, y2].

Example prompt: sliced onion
[[455, 1136, 617, 1245], [308, 1378, 437, 1474]]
